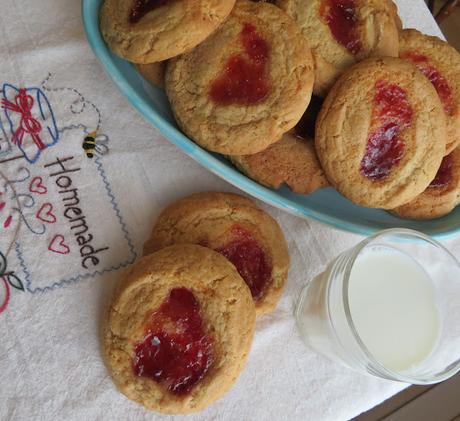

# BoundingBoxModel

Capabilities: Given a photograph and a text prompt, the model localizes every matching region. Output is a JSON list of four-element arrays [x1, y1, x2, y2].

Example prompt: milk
[[348, 246, 441, 373]]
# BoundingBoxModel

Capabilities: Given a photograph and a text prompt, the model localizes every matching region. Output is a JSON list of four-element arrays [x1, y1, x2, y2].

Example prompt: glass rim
[[339, 228, 460, 384]]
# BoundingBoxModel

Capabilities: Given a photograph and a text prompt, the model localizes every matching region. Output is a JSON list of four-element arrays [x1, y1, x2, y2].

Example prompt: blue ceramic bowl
[[81, 0, 460, 239]]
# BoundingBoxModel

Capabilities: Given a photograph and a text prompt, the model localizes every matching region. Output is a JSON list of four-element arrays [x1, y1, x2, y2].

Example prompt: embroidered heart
[[29, 177, 47, 194], [36, 203, 57, 224], [48, 235, 70, 255]]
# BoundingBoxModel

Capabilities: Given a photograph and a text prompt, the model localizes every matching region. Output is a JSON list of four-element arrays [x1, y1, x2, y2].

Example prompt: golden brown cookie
[[103, 244, 255, 414], [230, 131, 329, 194], [165, 0, 314, 155], [143, 192, 290, 315], [315, 57, 447, 209], [391, 147, 460, 220], [399, 29, 460, 155], [135, 62, 166, 88], [391, 2, 403, 32], [100, 0, 236, 63], [277, 0, 400, 96]]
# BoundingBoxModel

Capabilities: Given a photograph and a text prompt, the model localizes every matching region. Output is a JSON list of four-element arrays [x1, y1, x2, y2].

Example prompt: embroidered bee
[[82, 131, 109, 159]]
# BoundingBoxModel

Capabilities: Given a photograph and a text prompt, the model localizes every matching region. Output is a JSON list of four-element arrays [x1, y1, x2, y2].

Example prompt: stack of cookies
[[103, 192, 290, 413], [101, 0, 460, 220]]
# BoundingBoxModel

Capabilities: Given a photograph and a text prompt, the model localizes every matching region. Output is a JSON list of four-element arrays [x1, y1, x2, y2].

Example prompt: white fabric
[[0, 1, 453, 420]]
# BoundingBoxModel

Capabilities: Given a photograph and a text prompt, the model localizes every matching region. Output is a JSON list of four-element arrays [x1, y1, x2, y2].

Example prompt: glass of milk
[[295, 228, 460, 384]]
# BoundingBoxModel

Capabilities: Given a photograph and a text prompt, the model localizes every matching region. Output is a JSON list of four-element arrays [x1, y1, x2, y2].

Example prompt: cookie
[[165, 0, 314, 155], [315, 57, 447, 209], [391, 147, 460, 220], [230, 131, 329, 194], [100, 0, 236, 63], [277, 0, 400, 97], [143, 192, 290, 315], [399, 29, 460, 155], [103, 244, 255, 414], [389, 0, 403, 32], [135, 62, 166, 88]]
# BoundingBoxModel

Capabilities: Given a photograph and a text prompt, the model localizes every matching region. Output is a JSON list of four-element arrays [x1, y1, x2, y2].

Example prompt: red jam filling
[[320, 0, 362, 55], [360, 80, 413, 180], [209, 23, 270, 105], [402, 52, 455, 116], [295, 96, 324, 140], [129, 0, 168, 24], [216, 226, 272, 301], [133, 288, 214, 395], [430, 154, 453, 188]]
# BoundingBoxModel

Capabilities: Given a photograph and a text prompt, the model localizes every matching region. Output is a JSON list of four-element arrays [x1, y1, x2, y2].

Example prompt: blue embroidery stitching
[[16, 154, 137, 294], [0, 106, 12, 157], [3, 75, 137, 293]]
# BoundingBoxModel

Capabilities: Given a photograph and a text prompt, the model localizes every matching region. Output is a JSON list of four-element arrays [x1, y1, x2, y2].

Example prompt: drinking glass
[[295, 229, 460, 384]]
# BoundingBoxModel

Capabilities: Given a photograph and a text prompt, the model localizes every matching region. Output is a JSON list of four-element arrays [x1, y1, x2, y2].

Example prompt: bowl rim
[[81, 0, 460, 240]]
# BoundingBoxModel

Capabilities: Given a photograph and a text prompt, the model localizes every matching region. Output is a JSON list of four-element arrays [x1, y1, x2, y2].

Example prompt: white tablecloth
[[0, 1, 455, 420]]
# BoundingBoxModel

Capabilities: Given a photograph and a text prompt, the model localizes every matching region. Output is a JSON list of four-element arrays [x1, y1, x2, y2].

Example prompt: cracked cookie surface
[[165, 0, 314, 155], [391, 146, 460, 220], [277, 0, 400, 96], [315, 57, 447, 209], [103, 244, 255, 414], [135, 62, 166, 88], [230, 131, 329, 194], [143, 192, 290, 314], [100, 0, 236, 63], [399, 29, 460, 155]]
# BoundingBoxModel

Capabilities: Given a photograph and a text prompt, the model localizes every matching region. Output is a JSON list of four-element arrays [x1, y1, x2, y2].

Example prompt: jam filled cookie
[[135, 62, 166, 88], [230, 131, 329, 194], [100, 0, 236, 63], [315, 57, 446, 209], [165, 0, 314, 155], [399, 29, 460, 155], [103, 244, 255, 414], [277, 0, 400, 96], [143, 192, 290, 314], [391, 147, 460, 220]]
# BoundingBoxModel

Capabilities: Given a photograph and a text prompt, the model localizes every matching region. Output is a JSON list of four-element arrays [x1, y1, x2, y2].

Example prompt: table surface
[[0, 1, 457, 420]]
